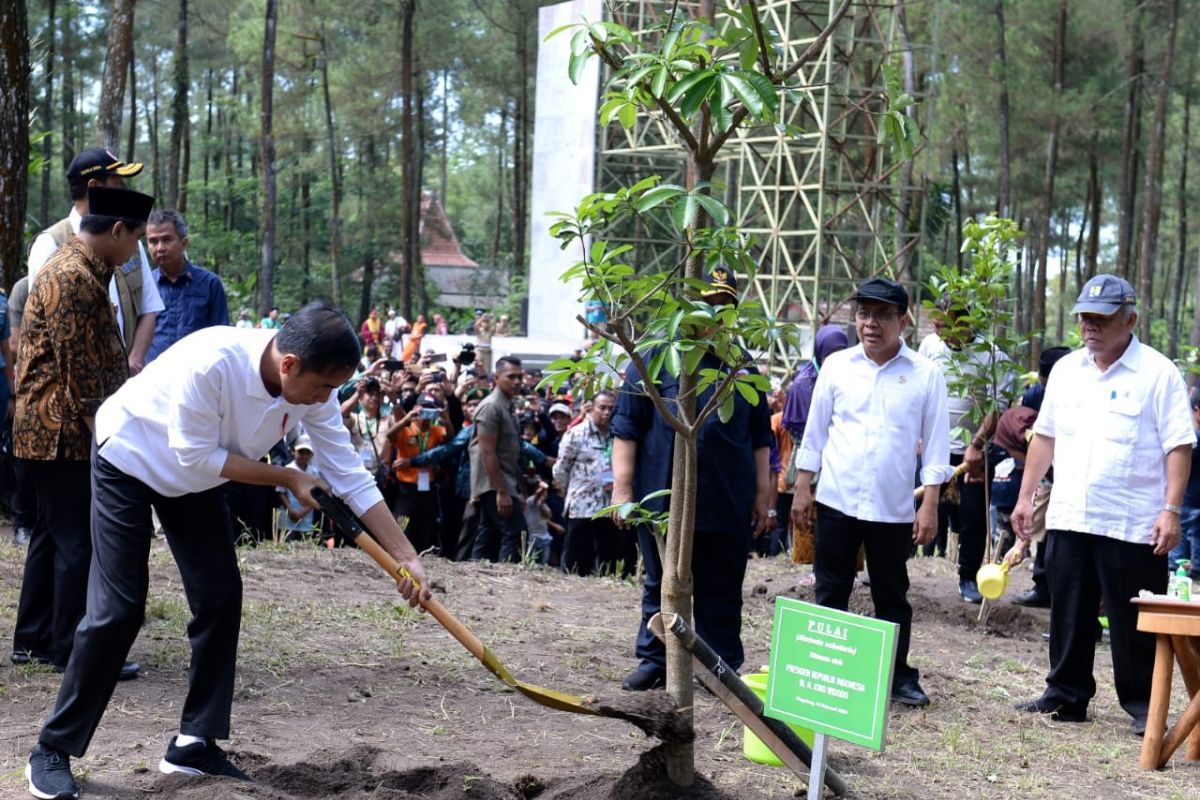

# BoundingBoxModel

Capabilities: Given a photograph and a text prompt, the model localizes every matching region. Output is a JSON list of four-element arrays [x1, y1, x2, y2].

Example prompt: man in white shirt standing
[[792, 277, 953, 709], [1011, 275, 1193, 737], [24, 302, 432, 800]]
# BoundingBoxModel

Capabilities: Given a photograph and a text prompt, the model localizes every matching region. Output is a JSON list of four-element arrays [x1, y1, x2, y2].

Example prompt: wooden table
[[1134, 596, 1200, 770]]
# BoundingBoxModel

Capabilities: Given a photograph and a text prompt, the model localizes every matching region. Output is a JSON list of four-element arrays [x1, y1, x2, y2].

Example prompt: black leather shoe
[[1013, 589, 1051, 608], [1132, 716, 1148, 737], [959, 579, 983, 604], [10, 651, 53, 666], [13, 527, 31, 547], [1014, 696, 1087, 722], [118, 661, 140, 681], [890, 682, 930, 708], [621, 667, 665, 692]]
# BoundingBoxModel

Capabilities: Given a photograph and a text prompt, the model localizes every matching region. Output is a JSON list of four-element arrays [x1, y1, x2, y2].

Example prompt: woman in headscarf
[[780, 325, 849, 580]]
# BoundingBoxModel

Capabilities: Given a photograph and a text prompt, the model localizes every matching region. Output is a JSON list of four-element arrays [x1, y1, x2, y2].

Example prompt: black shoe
[[959, 579, 983, 604], [890, 682, 930, 708], [1132, 716, 1148, 737], [1013, 589, 1051, 608], [118, 661, 140, 681], [159, 737, 250, 780], [621, 667, 666, 692], [1014, 696, 1087, 723], [11, 651, 53, 667], [26, 743, 79, 799], [14, 527, 32, 547]]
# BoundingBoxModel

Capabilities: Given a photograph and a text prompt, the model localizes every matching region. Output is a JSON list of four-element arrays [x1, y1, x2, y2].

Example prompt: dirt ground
[[2, 530, 1199, 800]]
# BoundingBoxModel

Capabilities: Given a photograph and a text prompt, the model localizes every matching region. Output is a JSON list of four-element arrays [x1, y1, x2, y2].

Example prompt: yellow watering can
[[976, 562, 1010, 600]]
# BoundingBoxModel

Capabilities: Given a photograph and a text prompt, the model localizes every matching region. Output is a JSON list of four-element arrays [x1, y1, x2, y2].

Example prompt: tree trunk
[[440, 68, 449, 204], [319, 31, 343, 308], [148, 49, 162, 201], [98, 0, 136, 154], [1057, 213, 1069, 343], [399, 0, 418, 320], [1032, 0, 1068, 366], [891, 0, 916, 279], [1073, 196, 1087, 303], [259, 0, 278, 316], [994, 0, 1011, 218], [0, 0, 30, 290], [126, 41, 136, 161], [492, 106, 507, 264], [39, 0, 55, 228], [1117, 4, 1142, 278], [1086, 145, 1100, 279], [1170, 54, 1193, 359], [167, 0, 188, 208], [60, 0, 74, 170], [1135, 0, 1179, 343], [179, 112, 190, 212], [204, 68, 212, 227], [416, 78, 429, 315], [225, 70, 237, 231], [512, 12, 532, 283], [951, 144, 963, 270]]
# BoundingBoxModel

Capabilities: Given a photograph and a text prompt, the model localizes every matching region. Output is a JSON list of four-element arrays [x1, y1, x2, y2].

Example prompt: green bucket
[[741, 671, 815, 766]]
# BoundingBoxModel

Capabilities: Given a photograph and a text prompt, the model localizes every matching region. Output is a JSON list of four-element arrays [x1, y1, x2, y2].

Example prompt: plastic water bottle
[[1171, 560, 1193, 602]]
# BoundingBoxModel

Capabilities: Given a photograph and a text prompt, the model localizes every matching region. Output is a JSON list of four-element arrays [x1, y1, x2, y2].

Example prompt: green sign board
[[764, 598, 898, 751]]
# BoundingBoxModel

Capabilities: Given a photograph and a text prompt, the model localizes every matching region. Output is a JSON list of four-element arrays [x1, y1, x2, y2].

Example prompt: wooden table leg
[[1184, 636, 1200, 761], [1156, 688, 1200, 768], [1140, 634, 1175, 770]]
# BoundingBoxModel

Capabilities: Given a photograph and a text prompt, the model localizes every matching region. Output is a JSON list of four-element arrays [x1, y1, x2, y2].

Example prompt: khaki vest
[[44, 217, 142, 352]]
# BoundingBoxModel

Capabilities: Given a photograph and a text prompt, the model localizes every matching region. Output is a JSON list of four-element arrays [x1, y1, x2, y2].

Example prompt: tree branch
[[746, 1, 775, 82], [576, 315, 692, 437]]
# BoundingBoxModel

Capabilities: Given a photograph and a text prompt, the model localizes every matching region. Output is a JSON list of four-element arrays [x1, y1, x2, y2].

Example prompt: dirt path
[[1, 534, 1198, 799]]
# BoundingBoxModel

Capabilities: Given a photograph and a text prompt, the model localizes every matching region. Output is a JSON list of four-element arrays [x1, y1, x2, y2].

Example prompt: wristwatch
[[1164, 503, 1182, 515]]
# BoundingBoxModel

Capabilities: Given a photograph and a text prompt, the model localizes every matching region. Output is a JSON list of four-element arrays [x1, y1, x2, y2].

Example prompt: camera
[[419, 407, 440, 422], [456, 342, 477, 366], [363, 376, 380, 392]]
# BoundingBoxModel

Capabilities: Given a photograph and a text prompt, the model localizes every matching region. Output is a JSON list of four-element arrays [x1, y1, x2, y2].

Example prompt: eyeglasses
[[854, 308, 900, 323]]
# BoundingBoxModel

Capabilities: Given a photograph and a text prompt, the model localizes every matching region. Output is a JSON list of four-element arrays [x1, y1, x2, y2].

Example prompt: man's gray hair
[[147, 208, 188, 239]]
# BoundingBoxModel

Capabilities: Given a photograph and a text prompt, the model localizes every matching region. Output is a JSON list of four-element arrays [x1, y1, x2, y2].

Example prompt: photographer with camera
[[381, 393, 449, 554]]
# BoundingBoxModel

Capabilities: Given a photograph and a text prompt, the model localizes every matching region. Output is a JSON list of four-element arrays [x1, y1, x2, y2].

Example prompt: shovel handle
[[311, 488, 490, 664]]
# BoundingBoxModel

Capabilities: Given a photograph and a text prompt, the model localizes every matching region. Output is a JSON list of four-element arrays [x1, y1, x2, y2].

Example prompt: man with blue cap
[[1011, 274, 1194, 737]]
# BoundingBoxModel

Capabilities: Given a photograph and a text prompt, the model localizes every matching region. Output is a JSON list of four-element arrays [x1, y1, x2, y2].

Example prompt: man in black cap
[[27, 147, 164, 376], [792, 276, 953, 708], [1012, 274, 1194, 737], [11, 186, 154, 691], [611, 267, 774, 691]]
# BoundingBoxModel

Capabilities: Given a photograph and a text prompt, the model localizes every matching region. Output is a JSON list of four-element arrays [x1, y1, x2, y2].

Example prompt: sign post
[[764, 598, 899, 796]]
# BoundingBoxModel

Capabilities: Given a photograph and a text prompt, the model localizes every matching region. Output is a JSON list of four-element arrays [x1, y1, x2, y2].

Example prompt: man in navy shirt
[[611, 268, 774, 691], [146, 210, 230, 361]]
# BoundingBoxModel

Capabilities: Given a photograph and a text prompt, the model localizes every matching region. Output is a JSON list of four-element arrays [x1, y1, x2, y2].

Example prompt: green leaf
[[735, 378, 759, 405], [695, 194, 730, 226], [570, 27, 591, 56], [664, 347, 681, 377], [568, 52, 587, 85], [742, 70, 779, 115], [636, 185, 685, 213], [665, 70, 711, 103], [651, 66, 669, 98], [672, 194, 700, 229], [680, 76, 716, 118], [617, 103, 637, 130], [544, 23, 579, 42], [641, 489, 672, 502], [682, 345, 705, 376], [739, 37, 759, 70], [717, 392, 735, 424], [724, 73, 764, 117]]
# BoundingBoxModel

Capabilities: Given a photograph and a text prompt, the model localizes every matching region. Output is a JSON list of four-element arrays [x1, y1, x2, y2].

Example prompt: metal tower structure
[[597, 0, 933, 369]]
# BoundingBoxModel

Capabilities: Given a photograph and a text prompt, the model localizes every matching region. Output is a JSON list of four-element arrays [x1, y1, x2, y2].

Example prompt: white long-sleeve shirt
[[1034, 337, 1195, 544], [794, 342, 953, 523], [96, 327, 382, 516], [28, 207, 165, 342]]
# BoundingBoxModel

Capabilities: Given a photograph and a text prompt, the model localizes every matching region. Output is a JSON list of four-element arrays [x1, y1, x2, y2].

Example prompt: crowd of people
[[3, 147, 1196, 799]]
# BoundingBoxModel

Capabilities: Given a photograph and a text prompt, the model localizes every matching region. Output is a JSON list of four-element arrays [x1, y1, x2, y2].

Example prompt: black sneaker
[[959, 579, 983, 604], [620, 667, 666, 691], [26, 743, 79, 800], [159, 737, 250, 781]]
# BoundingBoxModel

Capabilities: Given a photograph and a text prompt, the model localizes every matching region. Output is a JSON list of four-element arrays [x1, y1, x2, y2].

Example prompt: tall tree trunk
[[203, 68, 212, 227], [1057, 213, 1068, 342], [951, 143, 963, 270], [399, 0, 418, 320], [126, 41, 136, 161], [1135, 0, 1179, 342], [994, 0, 1011, 218], [167, 0, 188, 208], [98, 0, 136, 153], [1117, 4, 1143, 278], [39, 0, 55, 227], [225, 70, 237, 230], [148, 49, 162, 201], [0, 0, 30, 290], [1086, 145, 1100, 279], [512, 11, 532, 283], [259, 0, 278, 316], [417, 78, 429, 315], [301, 156, 312, 305], [440, 68, 449, 204], [179, 113, 190, 212], [491, 107, 506, 264], [319, 30, 343, 308], [891, 0, 916, 278], [1170, 53, 1193, 359], [1033, 0, 1068, 366], [1073, 196, 1087, 301], [60, 0, 75, 171]]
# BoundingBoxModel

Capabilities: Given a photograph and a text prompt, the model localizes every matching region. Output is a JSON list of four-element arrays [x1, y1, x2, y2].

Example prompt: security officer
[[611, 268, 774, 691], [1012, 274, 1194, 736]]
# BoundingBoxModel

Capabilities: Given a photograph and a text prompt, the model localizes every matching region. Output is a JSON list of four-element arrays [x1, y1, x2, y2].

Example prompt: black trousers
[[389, 482, 440, 554], [40, 449, 242, 757], [11, 455, 37, 532], [12, 457, 92, 666], [814, 503, 919, 687], [634, 525, 752, 673], [1042, 529, 1167, 718], [471, 491, 525, 563], [562, 516, 637, 577], [936, 452, 988, 580]]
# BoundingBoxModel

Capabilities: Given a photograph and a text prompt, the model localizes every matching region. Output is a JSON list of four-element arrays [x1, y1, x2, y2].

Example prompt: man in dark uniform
[[611, 268, 773, 691]]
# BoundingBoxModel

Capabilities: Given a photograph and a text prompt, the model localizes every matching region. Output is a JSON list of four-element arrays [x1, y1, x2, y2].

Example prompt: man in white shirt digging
[[25, 302, 431, 800]]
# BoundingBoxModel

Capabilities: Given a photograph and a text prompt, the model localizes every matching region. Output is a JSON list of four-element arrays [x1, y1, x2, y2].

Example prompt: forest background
[[0, 0, 1197, 364]]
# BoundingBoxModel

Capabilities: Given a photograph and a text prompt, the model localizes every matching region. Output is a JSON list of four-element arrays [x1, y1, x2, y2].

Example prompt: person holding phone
[[382, 394, 448, 554]]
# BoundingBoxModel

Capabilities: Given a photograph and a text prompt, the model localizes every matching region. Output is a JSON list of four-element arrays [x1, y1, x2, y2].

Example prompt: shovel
[[312, 488, 604, 717]]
